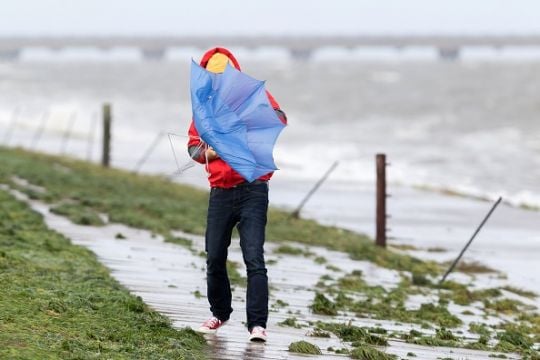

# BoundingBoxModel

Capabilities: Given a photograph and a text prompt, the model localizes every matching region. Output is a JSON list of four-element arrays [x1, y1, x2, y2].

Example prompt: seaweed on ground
[[288, 340, 321, 355]]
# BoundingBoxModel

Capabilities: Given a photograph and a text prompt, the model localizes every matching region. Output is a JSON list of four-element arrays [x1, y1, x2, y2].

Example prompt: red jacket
[[187, 47, 287, 188]]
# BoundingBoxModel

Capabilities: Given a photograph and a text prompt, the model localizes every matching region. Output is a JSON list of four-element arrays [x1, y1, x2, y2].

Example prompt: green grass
[[502, 286, 538, 299], [318, 272, 462, 329], [50, 202, 105, 226], [288, 340, 322, 355], [226, 260, 246, 287], [469, 322, 492, 337], [350, 346, 396, 360], [277, 317, 304, 329], [274, 244, 306, 255], [316, 322, 389, 346], [0, 189, 206, 359], [310, 293, 338, 316], [484, 299, 524, 314]]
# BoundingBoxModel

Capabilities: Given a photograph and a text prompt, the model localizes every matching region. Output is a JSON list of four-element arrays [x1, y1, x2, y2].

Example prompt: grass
[[316, 322, 389, 346], [0, 189, 206, 359], [226, 260, 246, 287], [438, 281, 503, 306], [350, 346, 396, 360], [318, 272, 463, 328], [288, 341, 321, 355], [502, 286, 538, 299], [307, 329, 331, 338], [313, 270, 539, 355], [50, 202, 105, 226], [272, 299, 289, 308], [427, 247, 447, 252], [164, 235, 194, 249], [484, 299, 524, 314], [310, 293, 338, 316], [469, 322, 492, 337], [277, 317, 304, 329], [444, 260, 496, 274], [496, 328, 533, 350], [274, 244, 308, 256]]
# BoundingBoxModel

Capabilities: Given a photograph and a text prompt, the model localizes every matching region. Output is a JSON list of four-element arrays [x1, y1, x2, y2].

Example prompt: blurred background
[[1, 0, 539, 289]]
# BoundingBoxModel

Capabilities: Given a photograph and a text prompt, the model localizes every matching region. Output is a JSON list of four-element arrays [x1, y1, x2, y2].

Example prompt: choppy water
[[1, 56, 539, 209]]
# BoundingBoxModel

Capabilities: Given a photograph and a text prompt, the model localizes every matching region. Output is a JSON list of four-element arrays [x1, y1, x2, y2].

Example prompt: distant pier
[[2, 35, 540, 61]]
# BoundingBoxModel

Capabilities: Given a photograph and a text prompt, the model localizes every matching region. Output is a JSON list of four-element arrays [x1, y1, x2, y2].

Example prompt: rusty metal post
[[101, 103, 111, 167], [376, 154, 387, 247], [439, 196, 502, 284]]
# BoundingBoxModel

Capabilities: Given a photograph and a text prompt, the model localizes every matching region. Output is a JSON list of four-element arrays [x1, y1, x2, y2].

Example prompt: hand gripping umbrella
[[190, 60, 286, 182]]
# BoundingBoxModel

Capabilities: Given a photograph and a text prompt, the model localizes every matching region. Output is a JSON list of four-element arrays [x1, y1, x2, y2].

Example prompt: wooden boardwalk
[[8, 187, 520, 360]]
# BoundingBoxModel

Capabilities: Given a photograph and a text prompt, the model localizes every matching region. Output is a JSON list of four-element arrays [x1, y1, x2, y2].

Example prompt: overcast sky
[[1, 0, 540, 36]]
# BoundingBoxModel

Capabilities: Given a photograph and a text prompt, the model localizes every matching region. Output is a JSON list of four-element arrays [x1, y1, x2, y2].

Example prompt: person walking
[[187, 47, 287, 342]]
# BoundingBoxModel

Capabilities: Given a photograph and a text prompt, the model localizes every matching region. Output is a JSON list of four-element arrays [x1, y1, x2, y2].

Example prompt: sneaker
[[197, 316, 226, 334], [249, 326, 267, 342]]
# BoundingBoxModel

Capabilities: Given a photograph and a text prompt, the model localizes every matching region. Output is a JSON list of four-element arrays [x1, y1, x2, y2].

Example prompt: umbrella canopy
[[190, 60, 285, 182]]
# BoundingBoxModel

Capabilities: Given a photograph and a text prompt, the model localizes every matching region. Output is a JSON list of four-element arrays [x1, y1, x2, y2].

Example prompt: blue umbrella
[[190, 60, 285, 182]]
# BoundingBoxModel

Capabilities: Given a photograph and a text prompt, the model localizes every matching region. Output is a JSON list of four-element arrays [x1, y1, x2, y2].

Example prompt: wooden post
[[102, 103, 111, 167], [376, 154, 387, 247]]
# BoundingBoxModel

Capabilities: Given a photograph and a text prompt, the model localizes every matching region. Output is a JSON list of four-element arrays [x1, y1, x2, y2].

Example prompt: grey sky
[[1, 0, 539, 36]]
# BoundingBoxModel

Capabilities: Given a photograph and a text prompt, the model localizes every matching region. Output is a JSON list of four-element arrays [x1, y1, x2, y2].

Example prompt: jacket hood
[[199, 47, 241, 72]]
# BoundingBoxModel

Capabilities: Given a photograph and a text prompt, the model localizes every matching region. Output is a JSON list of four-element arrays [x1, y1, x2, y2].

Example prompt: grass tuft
[[311, 293, 338, 316], [288, 340, 322, 355], [350, 346, 396, 360]]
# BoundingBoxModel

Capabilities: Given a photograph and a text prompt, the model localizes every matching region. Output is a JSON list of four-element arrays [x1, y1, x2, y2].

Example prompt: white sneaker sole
[[195, 321, 227, 334], [249, 334, 267, 342], [196, 327, 217, 334]]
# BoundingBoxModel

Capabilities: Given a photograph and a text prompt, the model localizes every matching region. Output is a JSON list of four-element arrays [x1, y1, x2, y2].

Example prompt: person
[[187, 47, 287, 342]]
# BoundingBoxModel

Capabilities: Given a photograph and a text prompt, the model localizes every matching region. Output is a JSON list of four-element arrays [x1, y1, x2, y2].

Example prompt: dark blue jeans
[[205, 182, 269, 331]]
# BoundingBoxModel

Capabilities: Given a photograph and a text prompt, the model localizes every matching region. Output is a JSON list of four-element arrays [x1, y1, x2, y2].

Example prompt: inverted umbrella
[[190, 60, 286, 182]]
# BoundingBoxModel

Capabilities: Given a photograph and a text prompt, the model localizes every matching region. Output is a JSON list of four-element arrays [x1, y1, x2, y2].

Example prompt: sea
[[1, 47, 539, 292]]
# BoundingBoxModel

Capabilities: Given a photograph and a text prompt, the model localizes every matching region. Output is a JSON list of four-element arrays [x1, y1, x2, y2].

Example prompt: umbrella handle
[[203, 142, 212, 179]]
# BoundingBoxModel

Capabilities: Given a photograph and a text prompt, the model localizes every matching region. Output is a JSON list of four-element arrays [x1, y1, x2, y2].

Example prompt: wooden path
[[7, 187, 520, 360]]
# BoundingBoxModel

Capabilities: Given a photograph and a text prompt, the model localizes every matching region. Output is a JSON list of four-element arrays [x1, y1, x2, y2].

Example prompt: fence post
[[102, 103, 111, 167], [376, 154, 387, 247]]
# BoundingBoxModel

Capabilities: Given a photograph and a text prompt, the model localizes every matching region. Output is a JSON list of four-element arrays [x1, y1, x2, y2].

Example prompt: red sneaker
[[197, 316, 227, 334], [249, 326, 267, 342]]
